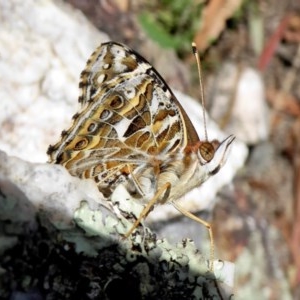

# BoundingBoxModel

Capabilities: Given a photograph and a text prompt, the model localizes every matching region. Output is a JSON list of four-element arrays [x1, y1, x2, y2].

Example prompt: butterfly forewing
[[48, 42, 196, 196]]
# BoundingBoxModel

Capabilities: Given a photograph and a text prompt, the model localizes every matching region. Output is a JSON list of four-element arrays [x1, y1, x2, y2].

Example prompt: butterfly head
[[185, 135, 235, 175], [198, 135, 235, 176]]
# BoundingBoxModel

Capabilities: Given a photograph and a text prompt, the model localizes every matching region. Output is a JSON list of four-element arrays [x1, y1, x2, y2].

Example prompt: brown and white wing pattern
[[47, 42, 198, 196]]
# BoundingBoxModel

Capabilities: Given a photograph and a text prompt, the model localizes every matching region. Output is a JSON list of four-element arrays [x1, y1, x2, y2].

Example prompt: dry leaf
[[266, 88, 300, 117], [194, 0, 243, 51], [283, 14, 300, 43], [114, 0, 129, 12], [257, 15, 290, 71]]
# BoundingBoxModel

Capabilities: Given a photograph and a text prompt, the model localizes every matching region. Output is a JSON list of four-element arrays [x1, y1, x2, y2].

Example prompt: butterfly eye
[[199, 142, 215, 162]]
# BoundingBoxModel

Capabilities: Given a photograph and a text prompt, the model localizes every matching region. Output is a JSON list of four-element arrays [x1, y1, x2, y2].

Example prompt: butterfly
[[47, 41, 234, 270]]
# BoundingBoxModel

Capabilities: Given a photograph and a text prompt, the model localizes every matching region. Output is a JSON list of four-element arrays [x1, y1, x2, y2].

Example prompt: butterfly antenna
[[192, 42, 208, 142]]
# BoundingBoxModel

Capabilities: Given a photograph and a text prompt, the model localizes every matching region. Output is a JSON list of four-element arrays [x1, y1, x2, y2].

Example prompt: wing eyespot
[[87, 122, 97, 133], [109, 95, 124, 109], [99, 109, 112, 120], [74, 138, 89, 150]]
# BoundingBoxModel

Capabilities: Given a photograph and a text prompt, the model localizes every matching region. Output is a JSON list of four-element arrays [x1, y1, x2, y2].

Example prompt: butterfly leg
[[123, 182, 171, 239], [171, 201, 215, 272], [127, 164, 146, 197]]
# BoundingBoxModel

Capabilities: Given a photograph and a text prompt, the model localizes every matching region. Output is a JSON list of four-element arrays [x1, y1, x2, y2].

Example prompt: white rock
[[0, 0, 109, 162], [210, 63, 269, 145]]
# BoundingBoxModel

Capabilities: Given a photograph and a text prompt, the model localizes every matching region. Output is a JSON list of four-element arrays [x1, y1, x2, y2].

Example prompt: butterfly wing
[[48, 42, 200, 195]]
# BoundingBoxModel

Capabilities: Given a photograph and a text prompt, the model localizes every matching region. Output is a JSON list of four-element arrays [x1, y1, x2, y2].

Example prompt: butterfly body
[[48, 41, 234, 227]]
